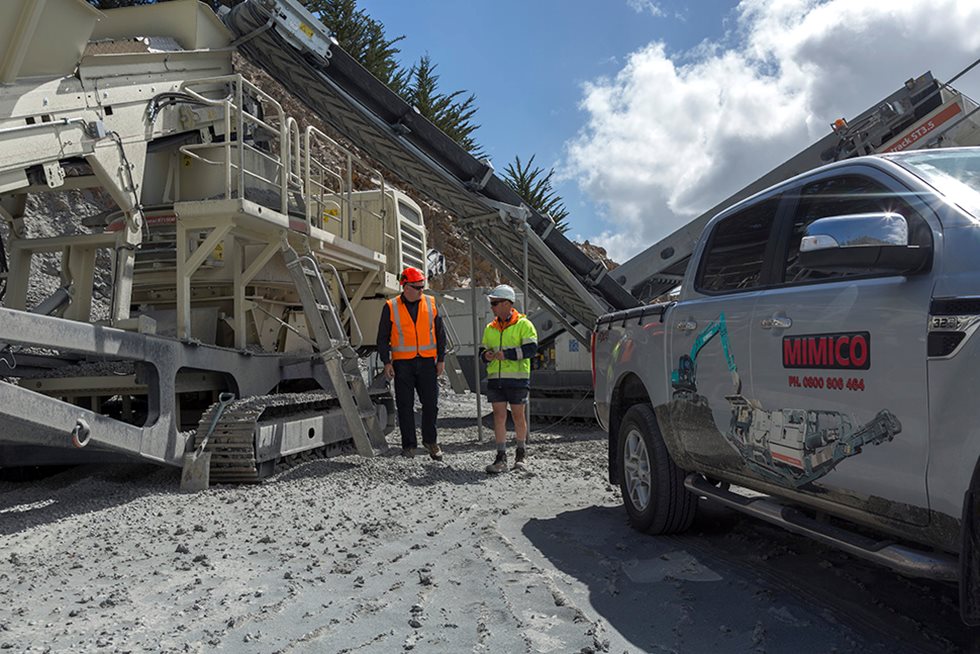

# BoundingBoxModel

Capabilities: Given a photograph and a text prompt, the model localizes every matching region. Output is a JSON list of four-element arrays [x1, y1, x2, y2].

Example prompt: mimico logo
[[783, 332, 870, 370]]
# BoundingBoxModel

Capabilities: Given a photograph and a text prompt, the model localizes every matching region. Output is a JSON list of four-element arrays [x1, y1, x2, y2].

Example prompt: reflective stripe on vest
[[489, 370, 531, 380], [389, 294, 437, 360]]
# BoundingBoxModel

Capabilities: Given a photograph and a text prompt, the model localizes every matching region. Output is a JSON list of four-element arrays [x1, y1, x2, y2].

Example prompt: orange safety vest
[[388, 294, 438, 360]]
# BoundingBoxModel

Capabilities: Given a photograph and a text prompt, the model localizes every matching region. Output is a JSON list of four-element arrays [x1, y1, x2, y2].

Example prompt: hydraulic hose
[[0, 224, 7, 302]]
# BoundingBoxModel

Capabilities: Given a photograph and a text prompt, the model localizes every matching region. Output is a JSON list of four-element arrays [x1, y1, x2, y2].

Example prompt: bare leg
[[492, 402, 509, 445], [511, 402, 527, 445]]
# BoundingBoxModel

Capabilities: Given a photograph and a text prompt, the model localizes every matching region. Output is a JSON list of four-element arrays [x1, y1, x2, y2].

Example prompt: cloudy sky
[[360, 0, 980, 263]]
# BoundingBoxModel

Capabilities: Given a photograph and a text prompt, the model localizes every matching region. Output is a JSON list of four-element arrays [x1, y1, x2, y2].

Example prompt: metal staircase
[[281, 240, 385, 454]]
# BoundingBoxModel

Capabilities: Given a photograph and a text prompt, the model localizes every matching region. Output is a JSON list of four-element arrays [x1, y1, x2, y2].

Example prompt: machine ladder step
[[282, 241, 386, 455], [443, 351, 469, 394]]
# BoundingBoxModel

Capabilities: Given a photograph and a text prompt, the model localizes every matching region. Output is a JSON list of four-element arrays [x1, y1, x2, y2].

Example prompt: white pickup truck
[[591, 147, 980, 624]]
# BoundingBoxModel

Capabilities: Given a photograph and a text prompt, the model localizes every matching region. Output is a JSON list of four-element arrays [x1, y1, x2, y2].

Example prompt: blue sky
[[358, 0, 737, 248], [356, 0, 980, 263]]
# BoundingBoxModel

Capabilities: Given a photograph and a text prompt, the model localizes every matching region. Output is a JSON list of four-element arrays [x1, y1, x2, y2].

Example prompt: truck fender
[[608, 372, 652, 484], [960, 457, 980, 625]]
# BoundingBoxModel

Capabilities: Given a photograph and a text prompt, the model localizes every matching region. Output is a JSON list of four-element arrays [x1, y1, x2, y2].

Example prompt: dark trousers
[[392, 357, 439, 448]]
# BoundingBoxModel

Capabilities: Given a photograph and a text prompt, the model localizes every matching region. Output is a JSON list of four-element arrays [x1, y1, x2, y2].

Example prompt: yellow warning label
[[300, 22, 314, 39]]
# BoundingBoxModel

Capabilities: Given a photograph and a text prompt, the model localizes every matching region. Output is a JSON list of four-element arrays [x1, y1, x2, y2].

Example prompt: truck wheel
[[960, 463, 980, 625], [618, 404, 697, 534]]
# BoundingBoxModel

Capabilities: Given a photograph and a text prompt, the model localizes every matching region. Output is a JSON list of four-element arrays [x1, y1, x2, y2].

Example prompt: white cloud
[[565, 0, 980, 263], [626, 0, 666, 18]]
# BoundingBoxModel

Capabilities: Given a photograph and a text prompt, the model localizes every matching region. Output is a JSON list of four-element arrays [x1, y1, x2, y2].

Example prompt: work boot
[[513, 447, 527, 471], [425, 442, 443, 461], [400, 447, 416, 458], [485, 450, 507, 474]]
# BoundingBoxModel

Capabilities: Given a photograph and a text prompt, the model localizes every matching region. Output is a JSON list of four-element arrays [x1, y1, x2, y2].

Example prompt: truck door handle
[[675, 320, 698, 332], [760, 316, 792, 330]]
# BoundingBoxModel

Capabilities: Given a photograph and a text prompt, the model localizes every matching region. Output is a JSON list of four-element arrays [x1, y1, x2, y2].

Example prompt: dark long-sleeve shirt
[[377, 295, 446, 364], [478, 340, 539, 362]]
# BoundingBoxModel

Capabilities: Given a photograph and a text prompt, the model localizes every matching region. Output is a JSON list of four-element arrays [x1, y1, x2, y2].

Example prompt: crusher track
[[191, 392, 360, 483]]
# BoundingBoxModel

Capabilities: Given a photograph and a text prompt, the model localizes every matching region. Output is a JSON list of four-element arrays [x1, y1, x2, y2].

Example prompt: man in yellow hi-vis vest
[[480, 285, 538, 473], [377, 267, 446, 460]]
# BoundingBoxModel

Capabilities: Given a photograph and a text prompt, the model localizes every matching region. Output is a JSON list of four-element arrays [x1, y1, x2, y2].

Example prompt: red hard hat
[[400, 267, 425, 284]]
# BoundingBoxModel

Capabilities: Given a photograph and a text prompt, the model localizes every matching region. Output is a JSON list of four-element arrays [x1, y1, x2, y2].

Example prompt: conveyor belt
[[223, 0, 639, 342]]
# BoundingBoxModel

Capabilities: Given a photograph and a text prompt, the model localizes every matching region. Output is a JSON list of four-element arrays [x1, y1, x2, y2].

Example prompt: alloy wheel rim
[[624, 428, 652, 511]]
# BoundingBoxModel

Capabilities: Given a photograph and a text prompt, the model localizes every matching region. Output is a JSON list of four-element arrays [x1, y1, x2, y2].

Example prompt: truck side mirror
[[798, 212, 930, 275]]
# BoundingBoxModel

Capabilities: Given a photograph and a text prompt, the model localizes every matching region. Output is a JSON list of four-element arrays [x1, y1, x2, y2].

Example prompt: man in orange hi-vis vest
[[376, 267, 446, 460]]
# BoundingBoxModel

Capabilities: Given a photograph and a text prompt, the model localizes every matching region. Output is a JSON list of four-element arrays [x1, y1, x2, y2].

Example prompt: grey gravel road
[[0, 392, 976, 653]]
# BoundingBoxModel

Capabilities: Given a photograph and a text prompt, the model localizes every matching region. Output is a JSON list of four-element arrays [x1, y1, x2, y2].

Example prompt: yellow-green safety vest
[[481, 311, 538, 380]]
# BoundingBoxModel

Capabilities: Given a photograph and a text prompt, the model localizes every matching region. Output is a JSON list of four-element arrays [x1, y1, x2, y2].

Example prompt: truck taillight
[[590, 331, 597, 387]]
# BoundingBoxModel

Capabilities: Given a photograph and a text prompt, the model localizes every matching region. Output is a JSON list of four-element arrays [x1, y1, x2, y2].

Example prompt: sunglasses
[[406, 284, 425, 290], [490, 299, 509, 306]]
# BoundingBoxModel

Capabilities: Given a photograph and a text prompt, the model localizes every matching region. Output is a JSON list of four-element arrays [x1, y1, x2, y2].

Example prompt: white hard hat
[[487, 284, 516, 302]]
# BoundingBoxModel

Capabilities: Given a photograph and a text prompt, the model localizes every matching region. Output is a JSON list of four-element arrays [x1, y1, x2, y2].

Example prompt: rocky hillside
[[234, 55, 618, 290], [1, 187, 115, 318], [3, 53, 616, 315]]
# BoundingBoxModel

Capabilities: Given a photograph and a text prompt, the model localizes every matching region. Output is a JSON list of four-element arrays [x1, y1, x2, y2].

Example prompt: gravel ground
[[1, 392, 978, 653]]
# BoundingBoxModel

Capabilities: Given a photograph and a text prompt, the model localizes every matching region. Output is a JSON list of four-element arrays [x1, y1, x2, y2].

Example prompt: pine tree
[[303, 0, 406, 93], [401, 55, 481, 155], [305, 5, 481, 153], [503, 155, 570, 234]]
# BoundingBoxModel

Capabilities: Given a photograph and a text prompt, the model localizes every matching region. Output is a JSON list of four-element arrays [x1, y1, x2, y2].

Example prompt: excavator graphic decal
[[671, 313, 900, 489]]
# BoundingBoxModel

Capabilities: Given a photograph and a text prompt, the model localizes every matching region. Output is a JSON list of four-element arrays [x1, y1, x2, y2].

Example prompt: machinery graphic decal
[[671, 314, 900, 488]]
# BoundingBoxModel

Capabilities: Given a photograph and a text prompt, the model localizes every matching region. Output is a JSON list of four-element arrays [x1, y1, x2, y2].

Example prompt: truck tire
[[960, 463, 980, 625], [617, 404, 697, 534]]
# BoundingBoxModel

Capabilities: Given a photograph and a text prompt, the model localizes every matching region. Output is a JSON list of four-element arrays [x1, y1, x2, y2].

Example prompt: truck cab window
[[783, 175, 927, 283], [697, 198, 779, 293]]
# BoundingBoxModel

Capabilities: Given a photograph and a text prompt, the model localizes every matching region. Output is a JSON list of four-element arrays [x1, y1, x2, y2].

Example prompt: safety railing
[[172, 75, 405, 275], [303, 126, 389, 241], [322, 259, 364, 351], [286, 116, 303, 191], [437, 298, 462, 356], [178, 74, 288, 215]]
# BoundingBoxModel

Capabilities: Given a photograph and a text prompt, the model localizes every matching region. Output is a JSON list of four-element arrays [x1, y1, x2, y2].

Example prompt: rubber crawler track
[[191, 392, 353, 483]]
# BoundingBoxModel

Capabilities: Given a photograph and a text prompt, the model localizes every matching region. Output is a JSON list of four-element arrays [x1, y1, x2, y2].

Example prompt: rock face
[[4, 189, 115, 317], [234, 55, 489, 291], [234, 54, 614, 291], [577, 240, 619, 272]]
